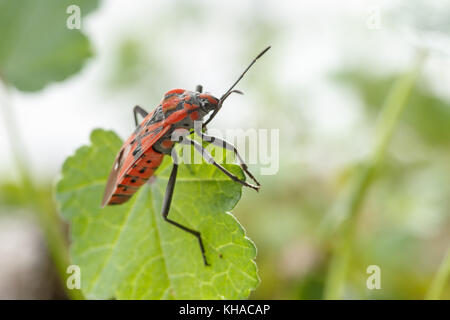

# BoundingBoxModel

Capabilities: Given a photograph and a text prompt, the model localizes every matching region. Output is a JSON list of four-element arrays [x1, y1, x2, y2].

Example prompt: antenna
[[203, 46, 271, 126]]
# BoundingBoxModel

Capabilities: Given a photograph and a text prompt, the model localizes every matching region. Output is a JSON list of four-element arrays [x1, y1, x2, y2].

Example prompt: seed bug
[[102, 46, 271, 266]]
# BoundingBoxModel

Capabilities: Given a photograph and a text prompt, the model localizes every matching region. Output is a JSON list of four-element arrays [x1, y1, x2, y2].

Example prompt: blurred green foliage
[[242, 67, 450, 299], [0, 0, 98, 91], [335, 70, 450, 146], [0, 0, 101, 300]]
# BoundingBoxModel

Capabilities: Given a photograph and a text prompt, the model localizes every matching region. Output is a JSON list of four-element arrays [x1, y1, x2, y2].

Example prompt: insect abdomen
[[108, 148, 164, 205]]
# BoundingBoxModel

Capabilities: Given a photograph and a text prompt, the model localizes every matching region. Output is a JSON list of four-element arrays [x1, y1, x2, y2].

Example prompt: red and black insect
[[102, 46, 270, 266]]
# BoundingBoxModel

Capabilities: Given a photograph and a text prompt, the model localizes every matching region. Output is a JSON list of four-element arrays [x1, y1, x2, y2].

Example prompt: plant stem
[[425, 247, 450, 300], [0, 84, 84, 300], [323, 51, 427, 299]]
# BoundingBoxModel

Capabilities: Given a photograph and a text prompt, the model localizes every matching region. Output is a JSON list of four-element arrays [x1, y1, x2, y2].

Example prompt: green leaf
[[55, 129, 259, 299], [0, 0, 99, 91]]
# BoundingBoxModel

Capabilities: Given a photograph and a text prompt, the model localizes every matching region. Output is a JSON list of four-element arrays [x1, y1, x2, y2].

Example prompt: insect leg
[[194, 127, 261, 187], [180, 137, 260, 191], [160, 150, 209, 266], [133, 105, 148, 127]]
